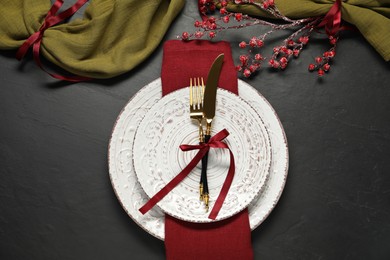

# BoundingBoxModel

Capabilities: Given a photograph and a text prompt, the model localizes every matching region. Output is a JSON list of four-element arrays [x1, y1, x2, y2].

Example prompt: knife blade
[[201, 53, 224, 211], [203, 53, 224, 132]]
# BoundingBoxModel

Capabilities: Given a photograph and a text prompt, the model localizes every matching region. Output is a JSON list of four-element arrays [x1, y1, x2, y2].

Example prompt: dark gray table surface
[[1, 1, 390, 259]]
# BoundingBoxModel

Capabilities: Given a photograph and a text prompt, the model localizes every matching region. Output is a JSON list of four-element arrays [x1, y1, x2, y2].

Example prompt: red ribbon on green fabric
[[317, 0, 342, 37], [139, 128, 235, 220], [16, 0, 90, 82]]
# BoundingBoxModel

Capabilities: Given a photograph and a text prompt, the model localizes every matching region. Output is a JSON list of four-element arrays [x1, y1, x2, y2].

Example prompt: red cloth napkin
[[161, 40, 253, 260], [161, 40, 237, 96]]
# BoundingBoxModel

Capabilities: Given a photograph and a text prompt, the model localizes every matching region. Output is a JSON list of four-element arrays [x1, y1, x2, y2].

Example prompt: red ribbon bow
[[16, 0, 90, 82], [139, 128, 235, 220]]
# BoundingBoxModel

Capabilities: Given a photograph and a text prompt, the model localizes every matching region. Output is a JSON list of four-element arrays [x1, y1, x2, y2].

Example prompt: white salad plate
[[133, 87, 271, 222]]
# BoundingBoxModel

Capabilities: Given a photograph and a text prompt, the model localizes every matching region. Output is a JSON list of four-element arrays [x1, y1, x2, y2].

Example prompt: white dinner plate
[[108, 78, 288, 239], [133, 88, 271, 222]]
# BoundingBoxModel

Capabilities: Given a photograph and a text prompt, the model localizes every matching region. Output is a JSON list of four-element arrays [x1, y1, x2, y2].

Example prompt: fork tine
[[199, 77, 205, 107], [201, 77, 205, 106], [192, 77, 197, 108], [195, 78, 198, 109], [190, 78, 193, 106], [194, 78, 198, 109], [199, 78, 202, 108], [198, 78, 203, 109]]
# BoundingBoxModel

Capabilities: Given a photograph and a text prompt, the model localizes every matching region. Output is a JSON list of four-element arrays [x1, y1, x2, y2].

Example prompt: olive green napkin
[[0, 0, 185, 78], [220, 0, 390, 61]]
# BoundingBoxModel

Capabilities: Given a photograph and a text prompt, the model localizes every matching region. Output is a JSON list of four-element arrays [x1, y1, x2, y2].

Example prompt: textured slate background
[[1, 1, 390, 259]]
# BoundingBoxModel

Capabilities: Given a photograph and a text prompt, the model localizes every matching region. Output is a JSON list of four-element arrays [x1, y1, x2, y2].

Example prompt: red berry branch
[[179, 0, 341, 78]]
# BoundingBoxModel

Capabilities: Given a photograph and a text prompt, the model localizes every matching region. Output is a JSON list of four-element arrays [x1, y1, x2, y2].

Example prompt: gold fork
[[190, 77, 205, 201]]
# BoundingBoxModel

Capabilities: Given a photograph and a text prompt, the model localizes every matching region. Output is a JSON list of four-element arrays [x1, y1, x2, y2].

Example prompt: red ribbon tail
[[56, 0, 89, 21], [15, 32, 41, 60], [139, 148, 209, 215], [32, 41, 90, 82], [47, 0, 64, 18], [208, 149, 235, 220]]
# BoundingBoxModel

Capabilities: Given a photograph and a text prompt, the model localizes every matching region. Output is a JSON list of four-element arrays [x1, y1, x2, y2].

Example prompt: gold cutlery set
[[189, 53, 224, 211]]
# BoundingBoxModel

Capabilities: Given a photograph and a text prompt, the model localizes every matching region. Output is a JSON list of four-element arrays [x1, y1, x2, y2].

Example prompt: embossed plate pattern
[[133, 88, 272, 223], [108, 79, 288, 239]]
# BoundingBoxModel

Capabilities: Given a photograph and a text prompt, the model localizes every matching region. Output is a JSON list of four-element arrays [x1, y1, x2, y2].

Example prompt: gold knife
[[201, 53, 224, 211]]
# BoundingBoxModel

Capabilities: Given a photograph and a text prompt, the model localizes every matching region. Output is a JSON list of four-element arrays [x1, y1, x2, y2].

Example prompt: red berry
[[268, 0, 275, 6], [280, 57, 288, 64], [268, 59, 275, 66], [318, 68, 325, 76], [220, 7, 227, 15], [287, 39, 295, 46], [249, 65, 257, 72], [323, 63, 331, 71], [239, 55, 248, 65], [281, 46, 288, 53], [235, 13, 243, 21], [221, 0, 228, 7], [209, 31, 216, 38], [272, 61, 280, 69], [256, 39, 264, 47], [235, 0, 243, 4], [315, 57, 323, 64], [209, 3, 216, 11], [308, 64, 316, 71], [299, 36, 309, 45], [273, 47, 279, 53], [223, 15, 230, 23], [243, 69, 251, 78], [280, 63, 287, 70], [195, 31, 203, 38], [182, 32, 189, 40], [194, 20, 201, 27], [263, 2, 269, 8], [200, 0, 207, 5], [255, 54, 262, 60], [239, 41, 247, 48], [208, 23, 217, 30], [293, 49, 300, 57], [329, 36, 337, 45], [249, 37, 257, 47], [235, 65, 242, 72]]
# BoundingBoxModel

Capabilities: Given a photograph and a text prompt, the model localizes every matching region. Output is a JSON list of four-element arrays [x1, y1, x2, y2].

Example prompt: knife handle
[[201, 134, 211, 197], [199, 140, 204, 200]]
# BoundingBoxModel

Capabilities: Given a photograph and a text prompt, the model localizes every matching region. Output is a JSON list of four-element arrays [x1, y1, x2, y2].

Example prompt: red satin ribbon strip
[[317, 0, 342, 37], [16, 0, 90, 82], [139, 128, 235, 220]]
